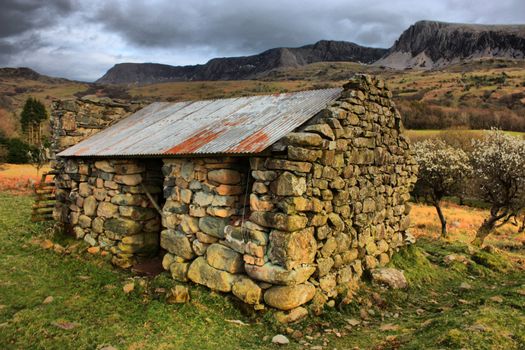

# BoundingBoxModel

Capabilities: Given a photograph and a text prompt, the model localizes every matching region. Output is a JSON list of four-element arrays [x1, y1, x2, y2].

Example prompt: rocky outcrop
[[96, 40, 386, 84], [375, 20, 525, 69]]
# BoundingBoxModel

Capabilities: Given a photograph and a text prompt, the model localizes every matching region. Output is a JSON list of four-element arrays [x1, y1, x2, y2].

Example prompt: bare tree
[[27, 144, 49, 177], [412, 139, 472, 237], [470, 130, 525, 246]]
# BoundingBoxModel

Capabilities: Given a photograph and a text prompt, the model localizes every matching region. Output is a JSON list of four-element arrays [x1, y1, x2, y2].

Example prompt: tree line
[[412, 129, 525, 246], [0, 97, 48, 164]]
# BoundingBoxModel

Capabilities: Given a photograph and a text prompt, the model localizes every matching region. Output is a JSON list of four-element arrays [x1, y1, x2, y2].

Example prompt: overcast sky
[[1, 0, 524, 81]]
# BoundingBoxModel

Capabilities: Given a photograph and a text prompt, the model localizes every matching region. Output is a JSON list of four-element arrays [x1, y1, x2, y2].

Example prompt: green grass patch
[[0, 193, 524, 349]]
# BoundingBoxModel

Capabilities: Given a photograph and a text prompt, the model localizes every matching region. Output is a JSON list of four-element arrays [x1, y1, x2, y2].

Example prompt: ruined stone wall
[[50, 96, 144, 156], [159, 75, 418, 315], [53, 159, 163, 268]]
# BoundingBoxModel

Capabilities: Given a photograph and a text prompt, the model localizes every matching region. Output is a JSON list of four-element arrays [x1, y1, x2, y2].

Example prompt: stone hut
[[52, 75, 417, 313]]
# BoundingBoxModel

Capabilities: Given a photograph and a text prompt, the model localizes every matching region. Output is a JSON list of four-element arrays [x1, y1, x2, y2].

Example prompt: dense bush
[[0, 137, 36, 164], [20, 97, 47, 131]]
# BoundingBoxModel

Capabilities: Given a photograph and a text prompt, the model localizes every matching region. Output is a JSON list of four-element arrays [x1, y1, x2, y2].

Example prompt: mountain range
[[96, 40, 386, 84], [375, 20, 525, 69], [94, 20, 525, 85]]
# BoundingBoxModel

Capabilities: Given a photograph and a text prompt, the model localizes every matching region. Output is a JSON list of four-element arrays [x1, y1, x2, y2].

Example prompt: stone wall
[[53, 159, 163, 268], [50, 96, 144, 156], [52, 75, 417, 317], [158, 75, 418, 314]]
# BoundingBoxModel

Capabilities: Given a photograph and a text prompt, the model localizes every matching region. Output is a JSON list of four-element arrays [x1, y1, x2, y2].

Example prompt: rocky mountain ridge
[[375, 20, 525, 69], [96, 40, 387, 84]]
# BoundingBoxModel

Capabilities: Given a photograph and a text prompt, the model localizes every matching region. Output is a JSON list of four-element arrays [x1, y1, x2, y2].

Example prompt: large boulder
[[245, 263, 315, 285], [160, 229, 195, 260], [264, 283, 316, 310], [370, 268, 408, 289], [187, 257, 237, 292], [206, 244, 244, 273]]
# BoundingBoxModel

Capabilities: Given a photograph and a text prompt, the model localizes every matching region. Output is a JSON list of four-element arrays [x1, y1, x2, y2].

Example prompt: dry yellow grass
[[0, 163, 51, 178], [0, 163, 52, 193], [410, 201, 525, 248]]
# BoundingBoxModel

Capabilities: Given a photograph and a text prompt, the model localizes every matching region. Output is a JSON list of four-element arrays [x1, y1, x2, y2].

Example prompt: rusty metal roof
[[58, 87, 342, 157]]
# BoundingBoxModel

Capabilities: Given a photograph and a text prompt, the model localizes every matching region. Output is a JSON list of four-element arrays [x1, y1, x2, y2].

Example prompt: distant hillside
[[96, 40, 387, 84], [0, 67, 72, 84], [375, 20, 525, 69]]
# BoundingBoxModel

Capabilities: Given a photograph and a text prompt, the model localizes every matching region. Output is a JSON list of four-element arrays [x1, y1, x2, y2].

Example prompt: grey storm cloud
[[91, 1, 407, 52], [0, 0, 524, 81], [0, 0, 74, 38]]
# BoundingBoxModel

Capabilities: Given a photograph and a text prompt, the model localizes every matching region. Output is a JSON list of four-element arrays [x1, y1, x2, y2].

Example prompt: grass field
[[0, 192, 524, 349], [0, 164, 52, 193]]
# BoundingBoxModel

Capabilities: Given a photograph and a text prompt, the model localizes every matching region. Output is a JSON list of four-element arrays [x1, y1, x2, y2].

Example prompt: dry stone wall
[[52, 75, 417, 317], [53, 159, 163, 268], [50, 96, 144, 156], [158, 75, 418, 314]]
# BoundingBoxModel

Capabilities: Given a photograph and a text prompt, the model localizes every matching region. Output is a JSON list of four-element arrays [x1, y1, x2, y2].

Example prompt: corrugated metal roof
[[58, 87, 342, 157]]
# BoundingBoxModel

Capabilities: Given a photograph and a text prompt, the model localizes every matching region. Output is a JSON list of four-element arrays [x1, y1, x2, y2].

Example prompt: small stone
[[164, 200, 188, 214], [83, 196, 98, 216], [111, 193, 146, 206], [83, 234, 97, 246], [167, 285, 190, 304], [193, 191, 214, 206], [113, 162, 145, 174], [266, 159, 312, 173], [208, 169, 241, 185], [232, 276, 262, 305], [489, 296, 503, 303], [196, 231, 219, 244], [160, 229, 195, 260], [87, 246, 100, 254], [282, 132, 323, 147], [43, 296, 54, 304], [303, 124, 335, 140], [249, 212, 307, 232], [206, 243, 244, 273], [370, 268, 407, 289], [199, 216, 229, 238], [443, 254, 469, 265], [275, 306, 309, 323], [268, 228, 317, 269], [78, 215, 92, 228], [94, 160, 115, 173], [119, 206, 158, 221], [162, 253, 175, 270], [270, 172, 306, 196], [123, 282, 134, 294], [41, 239, 54, 249], [250, 194, 274, 212], [97, 202, 118, 218], [114, 174, 142, 186], [104, 218, 142, 236], [245, 263, 315, 285], [170, 262, 190, 282], [460, 282, 472, 290], [271, 334, 290, 345], [215, 184, 243, 196], [187, 257, 237, 292]]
